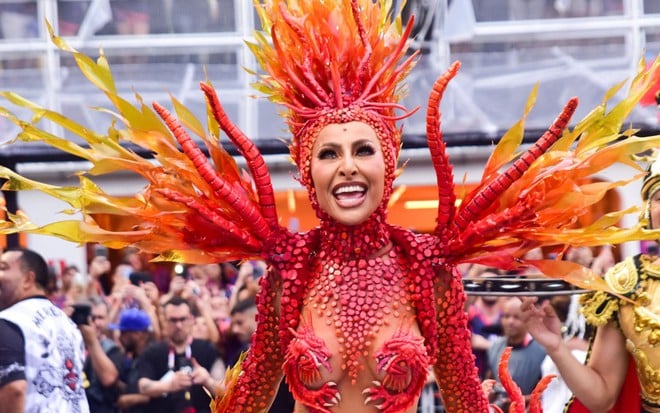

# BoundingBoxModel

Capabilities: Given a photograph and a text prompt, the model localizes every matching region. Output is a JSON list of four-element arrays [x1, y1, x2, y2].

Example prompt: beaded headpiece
[[642, 152, 660, 201], [250, 0, 418, 212], [640, 151, 660, 229]]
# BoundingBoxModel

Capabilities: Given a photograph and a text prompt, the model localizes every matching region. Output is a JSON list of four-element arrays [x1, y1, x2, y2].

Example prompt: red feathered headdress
[[250, 0, 418, 207]]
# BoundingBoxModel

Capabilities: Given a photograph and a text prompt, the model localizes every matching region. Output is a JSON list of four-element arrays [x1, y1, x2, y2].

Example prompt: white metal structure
[[1, 0, 659, 269]]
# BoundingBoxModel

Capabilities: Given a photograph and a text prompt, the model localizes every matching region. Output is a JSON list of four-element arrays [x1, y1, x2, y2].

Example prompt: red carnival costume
[[2, 1, 660, 412]]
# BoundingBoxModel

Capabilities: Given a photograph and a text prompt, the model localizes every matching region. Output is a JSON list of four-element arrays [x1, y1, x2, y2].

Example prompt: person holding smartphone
[[87, 253, 112, 297], [77, 296, 125, 413], [137, 297, 224, 413], [0, 248, 89, 412]]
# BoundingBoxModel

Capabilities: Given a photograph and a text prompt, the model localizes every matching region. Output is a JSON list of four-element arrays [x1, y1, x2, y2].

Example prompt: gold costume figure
[[523, 153, 660, 413], [582, 254, 660, 409]]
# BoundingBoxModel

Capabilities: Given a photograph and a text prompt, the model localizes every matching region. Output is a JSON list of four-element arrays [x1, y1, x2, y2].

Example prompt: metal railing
[[0, 0, 658, 150]]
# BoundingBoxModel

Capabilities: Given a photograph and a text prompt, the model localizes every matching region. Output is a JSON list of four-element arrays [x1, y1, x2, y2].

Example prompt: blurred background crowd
[[39, 243, 616, 412], [47, 245, 279, 412]]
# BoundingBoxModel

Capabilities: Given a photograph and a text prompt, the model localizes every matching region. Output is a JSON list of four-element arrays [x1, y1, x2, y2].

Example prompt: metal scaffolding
[[0, 0, 659, 155]]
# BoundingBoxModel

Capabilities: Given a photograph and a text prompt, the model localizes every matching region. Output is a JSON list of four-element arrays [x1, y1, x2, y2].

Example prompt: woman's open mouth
[[333, 183, 367, 208]]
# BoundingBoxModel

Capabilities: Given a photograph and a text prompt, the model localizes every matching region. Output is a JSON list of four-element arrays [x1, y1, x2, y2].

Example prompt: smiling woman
[[2, 1, 660, 413], [311, 122, 386, 227]]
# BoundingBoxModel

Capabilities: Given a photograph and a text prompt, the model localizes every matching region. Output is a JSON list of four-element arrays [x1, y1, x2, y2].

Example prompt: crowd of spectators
[[459, 245, 614, 413], [39, 246, 291, 412], [30, 242, 616, 412]]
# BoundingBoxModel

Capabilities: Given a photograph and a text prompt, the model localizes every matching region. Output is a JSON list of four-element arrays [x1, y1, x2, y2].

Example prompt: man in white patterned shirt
[[0, 248, 89, 412]]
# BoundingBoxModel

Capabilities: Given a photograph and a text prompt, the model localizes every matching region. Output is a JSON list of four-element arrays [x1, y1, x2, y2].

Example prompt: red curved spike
[[152, 101, 272, 240], [529, 374, 556, 413], [448, 199, 538, 258], [277, 2, 331, 104], [199, 82, 280, 231], [356, 15, 415, 103], [498, 347, 525, 413], [351, 0, 373, 96], [155, 188, 262, 249], [361, 52, 420, 107], [271, 28, 326, 108], [454, 97, 578, 232], [426, 61, 460, 234]]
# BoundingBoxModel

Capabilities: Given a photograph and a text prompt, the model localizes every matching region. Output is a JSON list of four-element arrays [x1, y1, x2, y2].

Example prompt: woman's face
[[311, 121, 385, 226], [650, 189, 660, 230]]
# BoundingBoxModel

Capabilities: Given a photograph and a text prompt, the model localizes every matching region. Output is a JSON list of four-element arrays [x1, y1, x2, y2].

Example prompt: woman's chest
[[305, 252, 409, 321], [293, 252, 426, 382]]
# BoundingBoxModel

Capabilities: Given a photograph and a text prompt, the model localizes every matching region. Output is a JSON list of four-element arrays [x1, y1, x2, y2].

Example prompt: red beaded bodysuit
[[2, 1, 660, 413]]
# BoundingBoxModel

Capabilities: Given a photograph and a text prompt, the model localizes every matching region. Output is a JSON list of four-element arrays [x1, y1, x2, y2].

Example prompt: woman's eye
[[317, 149, 337, 160], [356, 145, 375, 156]]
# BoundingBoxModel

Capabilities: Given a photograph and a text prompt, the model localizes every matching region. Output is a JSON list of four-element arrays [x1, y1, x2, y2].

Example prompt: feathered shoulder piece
[[250, 0, 418, 193], [0, 1, 419, 262], [0, 25, 283, 263], [423, 56, 660, 291]]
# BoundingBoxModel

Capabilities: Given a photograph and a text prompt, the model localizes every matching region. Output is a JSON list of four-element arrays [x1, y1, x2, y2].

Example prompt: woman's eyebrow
[[352, 138, 376, 147], [317, 142, 341, 151]]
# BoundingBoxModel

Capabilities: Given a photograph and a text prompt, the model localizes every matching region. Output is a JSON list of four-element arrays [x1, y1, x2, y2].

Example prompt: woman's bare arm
[[521, 297, 627, 412]]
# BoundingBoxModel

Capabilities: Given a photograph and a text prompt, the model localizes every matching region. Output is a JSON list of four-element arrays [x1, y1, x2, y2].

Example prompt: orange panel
[[0, 200, 27, 248], [273, 181, 622, 235], [273, 185, 476, 233]]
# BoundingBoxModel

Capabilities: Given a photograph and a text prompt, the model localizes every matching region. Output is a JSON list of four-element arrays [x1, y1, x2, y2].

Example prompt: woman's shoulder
[[580, 255, 642, 326], [602, 255, 641, 294]]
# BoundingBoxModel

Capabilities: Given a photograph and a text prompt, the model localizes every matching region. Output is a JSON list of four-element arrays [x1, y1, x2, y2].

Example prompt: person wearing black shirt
[[137, 297, 224, 413], [228, 298, 295, 413], [113, 308, 153, 413], [79, 295, 125, 413]]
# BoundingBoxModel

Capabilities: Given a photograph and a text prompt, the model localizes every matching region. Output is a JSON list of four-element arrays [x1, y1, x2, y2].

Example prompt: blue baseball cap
[[109, 308, 151, 332]]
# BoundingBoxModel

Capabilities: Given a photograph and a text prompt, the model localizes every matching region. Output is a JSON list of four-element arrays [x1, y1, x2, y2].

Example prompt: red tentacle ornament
[[453, 96, 578, 234], [426, 61, 460, 236], [498, 347, 525, 413], [495, 347, 556, 413], [154, 188, 262, 250], [152, 101, 273, 240], [529, 374, 556, 413], [199, 82, 279, 230]]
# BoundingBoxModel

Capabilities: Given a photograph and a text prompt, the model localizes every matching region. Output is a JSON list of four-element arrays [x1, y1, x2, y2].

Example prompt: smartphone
[[250, 260, 265, 279], [94, 244, 109, 258], [129, 271, 153, 286], [70, 303, 91, 325], [189, 282, 201, 296]]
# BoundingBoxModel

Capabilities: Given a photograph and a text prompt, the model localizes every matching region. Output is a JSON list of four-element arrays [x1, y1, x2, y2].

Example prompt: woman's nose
[[339, 155, 358, 176]]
